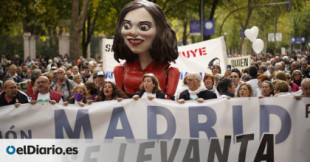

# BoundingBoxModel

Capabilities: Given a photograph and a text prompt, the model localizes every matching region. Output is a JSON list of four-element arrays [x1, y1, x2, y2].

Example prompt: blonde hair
[[274, 80, 290, 93], [73, 74, 82, 83], [275, 71, 286, 81], [72, 85, 88, 99], [236, 83, 254, 97]]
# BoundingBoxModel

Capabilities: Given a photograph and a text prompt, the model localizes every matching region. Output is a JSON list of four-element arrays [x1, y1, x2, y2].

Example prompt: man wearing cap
[[96, 71, 106, 92]]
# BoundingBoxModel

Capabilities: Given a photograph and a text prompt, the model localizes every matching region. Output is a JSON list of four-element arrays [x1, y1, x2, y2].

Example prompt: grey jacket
[[51, 78, 76, 101]]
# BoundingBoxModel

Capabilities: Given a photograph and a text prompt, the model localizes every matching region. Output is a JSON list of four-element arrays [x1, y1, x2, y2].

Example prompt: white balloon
[[245, 26, 259, 42], [252, 39, 264, 54]]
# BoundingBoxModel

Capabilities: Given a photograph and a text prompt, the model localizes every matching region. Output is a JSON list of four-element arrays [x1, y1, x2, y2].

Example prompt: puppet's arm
[[166, 67, 179, 99], [114, 66, 124, 90]]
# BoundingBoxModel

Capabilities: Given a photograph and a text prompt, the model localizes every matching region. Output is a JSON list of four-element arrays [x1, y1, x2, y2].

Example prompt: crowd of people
[[0, 51, 310, 108], [0, 0, 309, 107]]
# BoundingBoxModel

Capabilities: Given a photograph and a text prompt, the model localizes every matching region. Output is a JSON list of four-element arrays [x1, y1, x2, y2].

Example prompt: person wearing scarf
[[178, 73, 217, 103]]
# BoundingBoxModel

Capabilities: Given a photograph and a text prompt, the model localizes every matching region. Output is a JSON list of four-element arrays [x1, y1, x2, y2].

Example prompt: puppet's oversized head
[[113, 0, 178, 63]]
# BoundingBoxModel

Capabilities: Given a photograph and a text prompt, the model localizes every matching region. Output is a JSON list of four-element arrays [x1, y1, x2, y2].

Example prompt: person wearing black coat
[[0, 80, 28, 107], [133, 73, 166, 100], [178, 73, 217, 104], [135, 90, 165, 99], [179, 89, 217, 101]]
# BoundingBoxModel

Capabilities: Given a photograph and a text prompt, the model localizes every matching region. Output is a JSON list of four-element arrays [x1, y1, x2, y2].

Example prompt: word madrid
[[55, 105, 290, 144]]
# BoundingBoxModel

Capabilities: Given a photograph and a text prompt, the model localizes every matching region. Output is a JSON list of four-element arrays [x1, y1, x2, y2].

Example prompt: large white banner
[[0, 97, 309, 161], [101, 37, 228, 87], [176, 37, 228, 80]]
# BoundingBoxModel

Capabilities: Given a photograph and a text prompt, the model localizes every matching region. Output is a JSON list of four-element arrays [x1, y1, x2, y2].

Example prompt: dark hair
[[98, 81, 128, 101], [216, 78, 233, 95], [85, 82, 98, 95], [208, 58, 221, 71], [231, 68, 241, 78], [260, 65, 267, 72], [112, 0, 178, 63], [248, 65, 258, 78], [212, 64, 222, 74]]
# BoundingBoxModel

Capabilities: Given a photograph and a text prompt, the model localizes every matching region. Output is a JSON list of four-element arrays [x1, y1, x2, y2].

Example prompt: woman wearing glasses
[[292, 70, 303, 87]]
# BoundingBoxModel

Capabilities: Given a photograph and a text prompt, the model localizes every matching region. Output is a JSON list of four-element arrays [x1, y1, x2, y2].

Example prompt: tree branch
[[77, 0, 90, 31]]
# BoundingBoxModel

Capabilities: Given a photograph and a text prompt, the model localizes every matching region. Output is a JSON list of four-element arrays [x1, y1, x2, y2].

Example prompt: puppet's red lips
[[128, 39, 144, 46]]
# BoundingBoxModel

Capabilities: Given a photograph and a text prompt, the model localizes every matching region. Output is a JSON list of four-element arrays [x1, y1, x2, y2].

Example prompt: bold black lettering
[[236, 134, 254, 162], [183, 139, 200, 162], [160, 139, 181, 162], [244, 58, 248, 66], [105, 44, 111, 52], [306, 104, 310, 118], [254, 134, 274, 162], [118, 143, 127, 162], [83, 145, 100, 162], [208, 136, 231, 162], [137, 141, 155, 162]]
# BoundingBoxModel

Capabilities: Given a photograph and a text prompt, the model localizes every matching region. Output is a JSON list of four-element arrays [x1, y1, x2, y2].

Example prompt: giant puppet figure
[[113, 0, 179, 98]]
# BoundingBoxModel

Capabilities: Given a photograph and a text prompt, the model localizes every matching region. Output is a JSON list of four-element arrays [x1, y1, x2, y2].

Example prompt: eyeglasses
[[294, 74, 301, 76]]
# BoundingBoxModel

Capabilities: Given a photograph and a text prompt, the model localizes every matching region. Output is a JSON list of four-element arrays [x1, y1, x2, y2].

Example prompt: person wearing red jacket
[[112, 0, 179, 99], [30, 76, 63, 105]]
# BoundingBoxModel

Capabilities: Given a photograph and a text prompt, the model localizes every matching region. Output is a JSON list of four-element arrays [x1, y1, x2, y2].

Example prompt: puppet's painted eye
[[123, 22, 132, 30], [139, 24, 151, 31]]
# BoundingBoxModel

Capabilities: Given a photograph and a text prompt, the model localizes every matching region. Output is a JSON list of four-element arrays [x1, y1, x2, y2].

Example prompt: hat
[[97, 71, 105, 76]]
